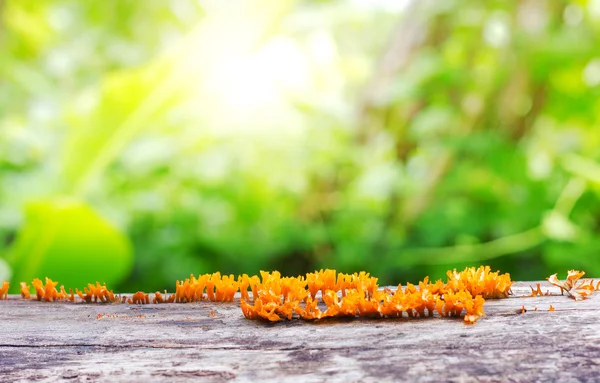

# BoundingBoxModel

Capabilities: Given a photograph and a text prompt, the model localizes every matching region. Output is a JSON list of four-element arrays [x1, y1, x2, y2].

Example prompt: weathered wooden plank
[[0, 281, 599, 382]]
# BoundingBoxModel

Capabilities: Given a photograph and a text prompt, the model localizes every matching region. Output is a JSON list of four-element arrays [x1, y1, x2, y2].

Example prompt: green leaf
[[7, 198, 132, 292], [0, 258, 10, 283], [61, 59, 179, 197]]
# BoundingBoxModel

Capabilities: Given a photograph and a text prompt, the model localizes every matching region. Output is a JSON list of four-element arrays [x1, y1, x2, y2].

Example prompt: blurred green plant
[[6, 199, 132, 289], [1, 0, 600, 292]]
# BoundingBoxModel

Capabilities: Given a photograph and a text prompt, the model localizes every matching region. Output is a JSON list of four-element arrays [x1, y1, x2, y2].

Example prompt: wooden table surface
[[0, 281, 599, 383]]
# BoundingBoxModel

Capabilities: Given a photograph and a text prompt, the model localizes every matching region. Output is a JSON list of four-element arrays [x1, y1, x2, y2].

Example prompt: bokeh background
[[1, 0, 600, 292]]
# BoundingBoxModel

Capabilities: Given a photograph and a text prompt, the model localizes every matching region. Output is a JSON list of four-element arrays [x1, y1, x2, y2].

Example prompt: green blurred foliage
[[7, 199, 132, 288], [1, 0, 600, 291]]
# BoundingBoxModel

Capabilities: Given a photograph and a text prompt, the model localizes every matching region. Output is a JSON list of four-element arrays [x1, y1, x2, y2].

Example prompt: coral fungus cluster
[[547, 270, 600, 301], [19, 278, 120, 303], [0, 266, 529, 324], [0, 281, 8, 300], [240, 266, 511, 324], [173, 272, 256, 303], [446, 266, 512, 299], [14, 272, 253, 306], [2, 267, 598, 325]]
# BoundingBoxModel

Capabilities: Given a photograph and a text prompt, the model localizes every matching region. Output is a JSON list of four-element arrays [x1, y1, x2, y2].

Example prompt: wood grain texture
[[0, 281, 599, 382]]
